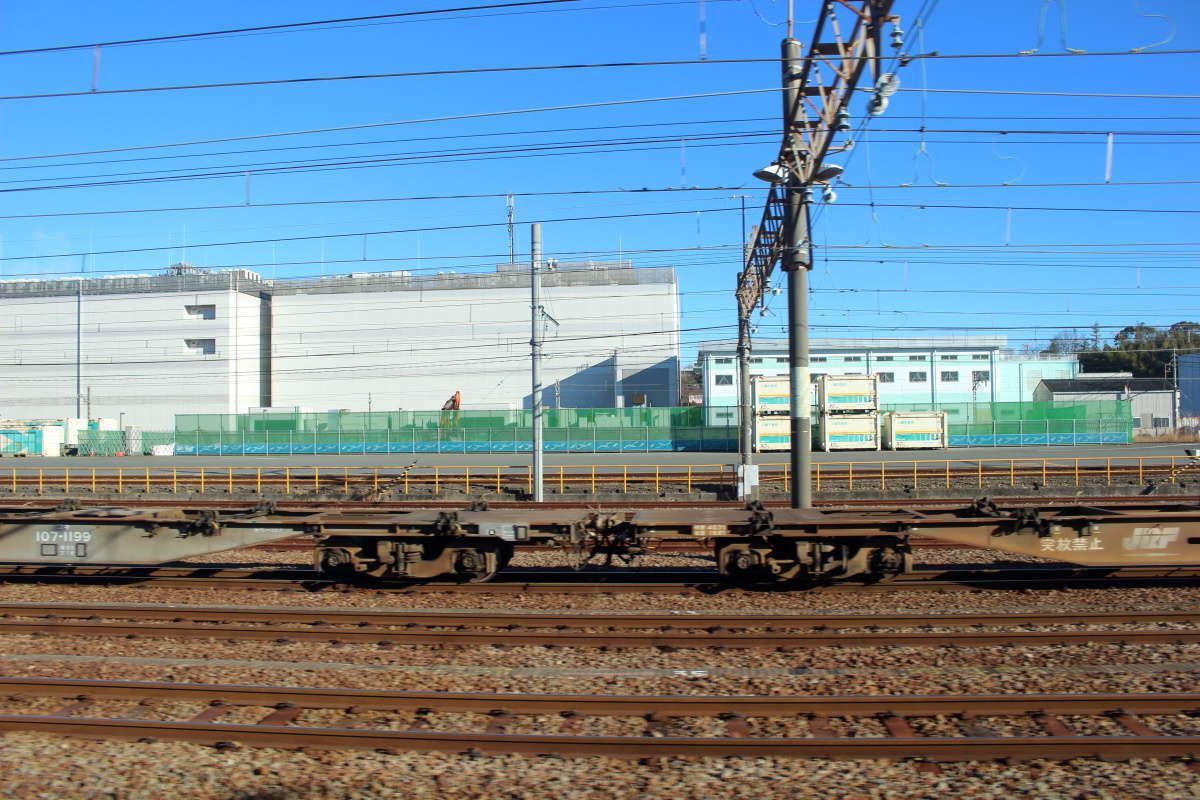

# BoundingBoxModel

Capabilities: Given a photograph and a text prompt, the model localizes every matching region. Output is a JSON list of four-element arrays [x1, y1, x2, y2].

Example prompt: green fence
[[175, 407, 709, 434], [78, 430, 177, 457], [879, 400, 1132, 424]]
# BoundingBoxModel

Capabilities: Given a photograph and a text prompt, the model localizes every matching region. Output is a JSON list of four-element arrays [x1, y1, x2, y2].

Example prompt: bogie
[[314, 536, 513, 582]]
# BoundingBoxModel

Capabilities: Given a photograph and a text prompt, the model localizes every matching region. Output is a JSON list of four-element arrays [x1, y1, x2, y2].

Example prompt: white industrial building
[[0, 261, 680, 429]]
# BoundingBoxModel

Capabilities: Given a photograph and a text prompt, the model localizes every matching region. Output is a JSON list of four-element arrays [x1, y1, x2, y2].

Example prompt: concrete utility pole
[[737, 0, 897, 508], [735, 209, 759, 500], [530, 223, 545, 502], [736, 226, 757, 471]]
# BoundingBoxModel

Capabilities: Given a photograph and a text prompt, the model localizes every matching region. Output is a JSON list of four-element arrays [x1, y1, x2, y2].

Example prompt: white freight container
[[815, 374, 878, 413], [123, 426, 144, 456], [817, 412, 880, 451], [37, 425, 65, 457], [754, 417, 792, 452], [751, 376, 791, 416], [882, 411, 947, 450], [62, 418, 87, 446]]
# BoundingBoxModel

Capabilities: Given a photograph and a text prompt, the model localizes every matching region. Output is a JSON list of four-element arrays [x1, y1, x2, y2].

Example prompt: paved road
[[4, 443, 1194, 470]]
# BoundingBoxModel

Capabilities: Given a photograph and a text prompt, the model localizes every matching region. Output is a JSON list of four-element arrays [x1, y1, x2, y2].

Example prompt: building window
[[877, 372, 894, 383], [940, 371, 959, 382], [810, 373, 825, 382], [972, 370, 991, 383], [750, 358, 763, 363], [972, 353, 989, 360], [876, 355, 893, 362], [714, 374, 733, 385], [845, 356, 862, 362], [909, 355, 925, 361], [1153, 417, 1170, 428], [185, 338, 216, 355], [940, 354, 959, 360], [185, 304, 216, 320], [777, 357, 790, 364], [812, 356, 827, 363], [713, 357, 732, 364], [909, 371, 927, 383]]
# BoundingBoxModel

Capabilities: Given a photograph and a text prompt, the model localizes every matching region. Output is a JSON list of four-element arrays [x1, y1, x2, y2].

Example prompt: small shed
[[1033, 376, 1178, 436]]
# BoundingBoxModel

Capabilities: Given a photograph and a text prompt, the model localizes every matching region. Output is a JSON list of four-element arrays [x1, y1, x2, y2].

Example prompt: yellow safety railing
[[0, 456, 1189, 496], [762, 456, 1188, 492]]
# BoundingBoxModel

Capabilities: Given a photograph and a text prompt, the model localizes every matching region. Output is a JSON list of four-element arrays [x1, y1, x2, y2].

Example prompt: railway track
[[0, 460, 1190, 498], [0, 677, 1196, 761], [1, 602, 1197, 649], [1, 495, 1196, 512], [1, 564, 1199, 593]]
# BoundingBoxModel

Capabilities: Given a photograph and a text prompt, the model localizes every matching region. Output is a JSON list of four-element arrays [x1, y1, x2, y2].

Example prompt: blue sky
[[0, 0, 1196, 361]]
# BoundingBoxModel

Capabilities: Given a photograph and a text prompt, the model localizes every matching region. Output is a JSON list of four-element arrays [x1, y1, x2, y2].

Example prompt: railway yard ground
[[0, 463, 1198, 798], [1, 492, 1199, 798]]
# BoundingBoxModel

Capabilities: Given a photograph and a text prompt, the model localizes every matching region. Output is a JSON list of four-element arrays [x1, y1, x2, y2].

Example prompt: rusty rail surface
[[3, 602, 1197, 631], [3, 495, 1195, 512], [3, 613, 1197, 649], [1, 565, 1199, 594], [0, 678, 1197, 761]]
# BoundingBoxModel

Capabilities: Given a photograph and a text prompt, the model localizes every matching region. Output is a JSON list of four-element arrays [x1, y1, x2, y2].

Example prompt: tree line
[[1042, 321, 1200, 378]]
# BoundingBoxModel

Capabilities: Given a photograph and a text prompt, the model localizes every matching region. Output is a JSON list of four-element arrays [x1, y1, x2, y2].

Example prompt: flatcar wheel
[[866, 546, 906, 583], [318, 547, 359, 580], [454, 548, 498, 583]]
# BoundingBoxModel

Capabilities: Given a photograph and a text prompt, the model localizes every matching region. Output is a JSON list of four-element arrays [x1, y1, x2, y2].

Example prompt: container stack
[[751, 376, 792, 451], [815, 374, 880, 451], [881, 410, 948, 450]]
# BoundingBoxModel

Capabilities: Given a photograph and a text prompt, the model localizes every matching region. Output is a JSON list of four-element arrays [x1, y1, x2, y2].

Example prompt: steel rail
[[0, 461, 1191, 499], [4, 617, 1197, 648], [1, 565, 1198, 593], [3, 678, 1198, 717], [0, 679, 1197, 760], [1, 495, 1195, 512], [4, 717, 1196, 760], [2, 602, 1197, 630]]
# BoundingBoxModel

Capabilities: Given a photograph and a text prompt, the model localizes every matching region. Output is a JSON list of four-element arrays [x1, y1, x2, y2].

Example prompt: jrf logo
[[1122, 527, 1180, 551]]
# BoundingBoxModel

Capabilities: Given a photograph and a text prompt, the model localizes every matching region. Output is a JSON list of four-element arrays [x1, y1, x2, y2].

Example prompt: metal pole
[[75, 279, 82, 418], [786, 196, 813, 508], [736, 312, 753, 466], [781, 36, 812, 509], [507, 194, 516, 266], [737, 216, 756, 469], [530, 223, 544, 502]]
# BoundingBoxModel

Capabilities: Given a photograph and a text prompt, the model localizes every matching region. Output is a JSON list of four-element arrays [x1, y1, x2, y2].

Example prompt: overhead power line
[[0, 59, 781, 102], [8, 114, 1200, 164], [9, 59, 1200, 103], [0, 0, 588, 56], [0, 206, 741, 262], [0, 87, 781, 161], [892, 87, 1200, 100], [7, 180, 1200, 222], [2, 125, 1193, 175]]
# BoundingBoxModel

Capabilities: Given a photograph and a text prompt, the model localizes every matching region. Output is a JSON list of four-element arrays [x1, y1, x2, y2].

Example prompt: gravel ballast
[[1, 569, 1198, 797]]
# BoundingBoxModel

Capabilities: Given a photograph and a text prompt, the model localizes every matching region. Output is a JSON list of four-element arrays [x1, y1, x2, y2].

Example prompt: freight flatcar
[[2, 499, 1198, 586]]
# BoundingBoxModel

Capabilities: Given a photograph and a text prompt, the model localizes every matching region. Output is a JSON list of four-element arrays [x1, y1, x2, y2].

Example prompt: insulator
[[868, 95, 889, 116], [875, 72, 900, 97], [834, 109, 851, 131], [800, 187, 815, 204], [822, 186, 837, 204], [890, 28, 904, 50]]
